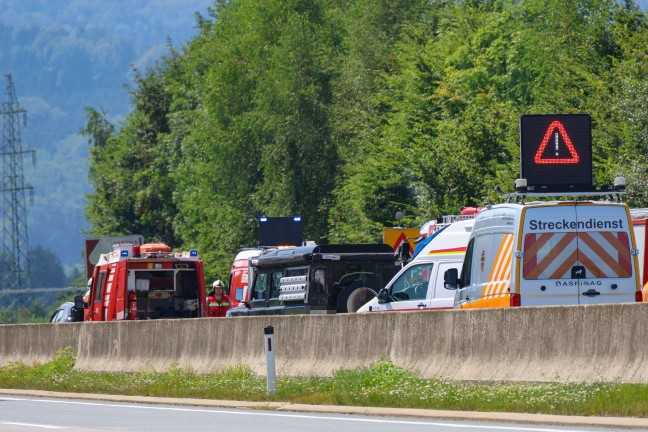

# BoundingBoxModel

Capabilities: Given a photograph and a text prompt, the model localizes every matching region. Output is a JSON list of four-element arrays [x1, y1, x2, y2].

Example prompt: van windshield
[[523, 232, 632, 279]]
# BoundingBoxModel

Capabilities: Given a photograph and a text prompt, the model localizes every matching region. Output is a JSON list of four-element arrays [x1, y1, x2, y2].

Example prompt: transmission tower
[[0, 74, 35, 292]]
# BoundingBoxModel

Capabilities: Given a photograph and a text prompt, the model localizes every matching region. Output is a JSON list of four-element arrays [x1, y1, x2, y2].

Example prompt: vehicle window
[[233, 287, 244, 301], [252, 273, 269, 301], [313, 269, 325, 293], [94, 271, 107, 302], [331, 263, 380, 290], [390, 263, 434, 301], [461, 239, 475, 286], [50, 308, 64, 323], [286, 267, 308, 277], [269, 271, 283, 299], [523, 232, 631, 279]]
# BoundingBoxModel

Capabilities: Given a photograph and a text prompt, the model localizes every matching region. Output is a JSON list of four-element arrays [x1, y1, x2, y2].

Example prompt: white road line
[[2, 422, 64, 429], [0, 397, 593, 432]]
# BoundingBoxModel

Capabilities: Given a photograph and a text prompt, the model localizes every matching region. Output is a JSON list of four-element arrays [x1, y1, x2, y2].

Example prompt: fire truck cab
[[78, 242, 208, 321]]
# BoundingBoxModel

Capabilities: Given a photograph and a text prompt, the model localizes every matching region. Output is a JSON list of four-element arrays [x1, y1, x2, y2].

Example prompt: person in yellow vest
[[207, 280, 230, 317]]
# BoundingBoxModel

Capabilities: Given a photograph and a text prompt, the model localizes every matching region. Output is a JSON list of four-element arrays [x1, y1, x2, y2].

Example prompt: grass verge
[[1, 347, 647, 417]]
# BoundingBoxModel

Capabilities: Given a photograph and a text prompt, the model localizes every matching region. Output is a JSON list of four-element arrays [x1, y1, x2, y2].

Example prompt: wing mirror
[[74, 294, 85, 310], [444, 268, 462, 290], [377, 288, 391, 303]]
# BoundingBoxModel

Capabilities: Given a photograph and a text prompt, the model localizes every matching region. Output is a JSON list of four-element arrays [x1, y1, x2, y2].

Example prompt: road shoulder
[[1, 388, 647, 429]]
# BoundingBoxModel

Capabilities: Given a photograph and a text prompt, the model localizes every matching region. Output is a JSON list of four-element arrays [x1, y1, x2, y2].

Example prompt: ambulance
[[445, 200, 643, 308], [358, 218, 474, 312]]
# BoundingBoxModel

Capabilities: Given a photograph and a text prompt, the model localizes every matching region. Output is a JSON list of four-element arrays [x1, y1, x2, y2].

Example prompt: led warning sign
[[520, 114, 592, 192]]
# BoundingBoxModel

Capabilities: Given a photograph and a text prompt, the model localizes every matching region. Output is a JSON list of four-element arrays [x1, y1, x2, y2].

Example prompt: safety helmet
[[213, 280, 224, 288]]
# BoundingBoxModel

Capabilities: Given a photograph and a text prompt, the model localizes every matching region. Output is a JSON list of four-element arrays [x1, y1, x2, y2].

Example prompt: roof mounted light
[[259, 216, 268, 222], [120, 250, 129, 257], [514, 178, 528, 193], [614, 177, 626, 192], [190, 249, 198, 257], [293, 216, 301, 222]]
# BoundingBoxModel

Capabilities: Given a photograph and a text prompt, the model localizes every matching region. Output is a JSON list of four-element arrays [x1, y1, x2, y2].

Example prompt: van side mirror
[[444, 268, 461, 290], [377, 288, 390, 304], [74, 294, 85, 310]]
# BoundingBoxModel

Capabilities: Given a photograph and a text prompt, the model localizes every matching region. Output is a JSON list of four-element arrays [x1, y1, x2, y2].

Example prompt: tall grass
[[2, 349, 647, 417]]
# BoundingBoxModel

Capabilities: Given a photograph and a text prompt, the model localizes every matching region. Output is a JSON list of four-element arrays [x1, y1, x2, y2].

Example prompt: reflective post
[[264, 325, 276, 396]]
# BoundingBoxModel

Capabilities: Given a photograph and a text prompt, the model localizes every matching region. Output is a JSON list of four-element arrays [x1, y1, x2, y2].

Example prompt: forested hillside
[[82, 0, 648, 281]]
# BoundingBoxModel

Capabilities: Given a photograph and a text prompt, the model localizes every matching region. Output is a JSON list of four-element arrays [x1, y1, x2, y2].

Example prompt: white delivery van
[[445, 200, 643, 308], [358, 218, 473, 312]]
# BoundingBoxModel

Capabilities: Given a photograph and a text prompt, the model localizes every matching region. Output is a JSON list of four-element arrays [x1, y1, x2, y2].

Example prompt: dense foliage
[[83, 0, 648, 280]]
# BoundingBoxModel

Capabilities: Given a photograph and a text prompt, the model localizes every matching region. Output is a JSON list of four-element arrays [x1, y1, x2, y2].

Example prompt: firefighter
[[207, 280, 230, 317]]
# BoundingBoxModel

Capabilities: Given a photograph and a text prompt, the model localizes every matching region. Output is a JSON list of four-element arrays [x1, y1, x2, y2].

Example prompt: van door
[[522, 204, 636, 305], [429, 261, 462, 309], [380, 262, 435, 311], [574, 204, 636, 304]]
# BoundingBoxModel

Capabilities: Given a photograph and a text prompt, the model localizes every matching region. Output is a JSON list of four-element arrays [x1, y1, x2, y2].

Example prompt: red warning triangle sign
[[394, 232, 413, 254], [534, 120, 580, 164]]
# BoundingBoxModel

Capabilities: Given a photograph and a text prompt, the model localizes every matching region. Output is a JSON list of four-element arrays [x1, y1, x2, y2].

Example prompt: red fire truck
[[77, 242, 208, 321]]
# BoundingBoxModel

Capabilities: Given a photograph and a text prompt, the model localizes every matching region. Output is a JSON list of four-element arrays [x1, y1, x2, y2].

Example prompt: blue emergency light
[[120, 250, 129, 257], [190, 250, 198, 257], [260, 216, 268, 222], [293, 216, 302, 222]]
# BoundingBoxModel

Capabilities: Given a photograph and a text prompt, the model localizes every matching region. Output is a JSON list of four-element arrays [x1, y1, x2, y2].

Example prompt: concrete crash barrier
[[1, 303, 648, 383]]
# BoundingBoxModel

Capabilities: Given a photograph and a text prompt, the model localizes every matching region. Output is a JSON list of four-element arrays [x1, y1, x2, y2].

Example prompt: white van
[[445, 201, 643, 308], [358, 219, 473, 312]]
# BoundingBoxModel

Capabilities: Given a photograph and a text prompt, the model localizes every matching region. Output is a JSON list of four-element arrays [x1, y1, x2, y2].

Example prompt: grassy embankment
[[2, 347, 648, 417]]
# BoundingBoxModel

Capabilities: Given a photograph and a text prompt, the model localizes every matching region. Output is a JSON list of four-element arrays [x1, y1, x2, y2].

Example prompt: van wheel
[[337, 285, 378, 313]]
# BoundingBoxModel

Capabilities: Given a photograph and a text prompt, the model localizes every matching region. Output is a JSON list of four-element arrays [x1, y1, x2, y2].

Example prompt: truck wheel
[[337, 285, 378, 313]]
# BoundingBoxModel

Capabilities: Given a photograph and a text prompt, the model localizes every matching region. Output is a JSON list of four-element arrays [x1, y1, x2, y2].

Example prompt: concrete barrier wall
[[1, 303, 648, 383]]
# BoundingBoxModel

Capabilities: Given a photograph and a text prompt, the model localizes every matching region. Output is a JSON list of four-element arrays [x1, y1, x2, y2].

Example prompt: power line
[[0, 73, 36, 292], [0, 286, 84, 296]]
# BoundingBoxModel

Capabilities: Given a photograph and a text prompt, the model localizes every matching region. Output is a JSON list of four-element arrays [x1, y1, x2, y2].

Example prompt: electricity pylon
[[0, 74, 35, 292]]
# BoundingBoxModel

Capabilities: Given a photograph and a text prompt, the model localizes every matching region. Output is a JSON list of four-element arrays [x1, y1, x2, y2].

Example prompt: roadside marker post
[[264, 325, 276, 396]]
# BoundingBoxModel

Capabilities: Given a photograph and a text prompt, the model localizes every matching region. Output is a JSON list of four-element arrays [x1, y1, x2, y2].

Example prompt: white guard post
[[264, 325, 276, 396]]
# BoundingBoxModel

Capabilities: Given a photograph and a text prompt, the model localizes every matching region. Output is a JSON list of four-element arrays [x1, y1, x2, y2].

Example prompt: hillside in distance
[[0, 0, 212, 271]]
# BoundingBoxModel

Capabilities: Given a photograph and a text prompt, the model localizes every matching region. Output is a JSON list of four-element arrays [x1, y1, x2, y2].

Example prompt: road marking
[[1, 422, 64, 429], [0, 396, 597, 431]]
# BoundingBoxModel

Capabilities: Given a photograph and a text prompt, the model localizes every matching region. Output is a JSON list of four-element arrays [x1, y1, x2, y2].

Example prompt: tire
[[337, 285, 378, 313]]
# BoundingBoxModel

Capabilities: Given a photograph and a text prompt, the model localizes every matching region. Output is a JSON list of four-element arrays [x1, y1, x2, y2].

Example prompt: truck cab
[[228, 244, 399, 316], [227, 248, 264, 308]]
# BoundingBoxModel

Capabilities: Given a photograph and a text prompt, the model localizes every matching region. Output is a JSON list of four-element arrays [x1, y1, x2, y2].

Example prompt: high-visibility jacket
[[207, 294, 230, 317]]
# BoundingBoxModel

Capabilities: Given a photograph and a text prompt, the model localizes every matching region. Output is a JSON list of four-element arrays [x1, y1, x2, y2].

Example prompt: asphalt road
[[0, 392, 646, 432]]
